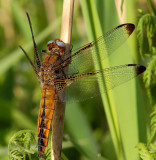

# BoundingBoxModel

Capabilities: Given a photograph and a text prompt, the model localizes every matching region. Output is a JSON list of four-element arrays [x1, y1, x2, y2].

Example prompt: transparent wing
[[62, 24, 135, 75], [55, 64, 145, 103]]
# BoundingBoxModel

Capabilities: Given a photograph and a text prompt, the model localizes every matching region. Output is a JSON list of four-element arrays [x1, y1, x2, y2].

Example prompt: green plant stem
[[80, 1, 124, 159], [147, 0, 156, 16]]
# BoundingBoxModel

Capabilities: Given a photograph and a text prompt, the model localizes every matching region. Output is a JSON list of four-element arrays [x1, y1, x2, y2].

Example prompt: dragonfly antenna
[[26, 12, 41, 69]]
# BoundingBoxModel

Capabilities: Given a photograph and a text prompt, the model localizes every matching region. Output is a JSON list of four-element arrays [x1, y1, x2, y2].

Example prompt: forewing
[[55, 64, 145, 103], [65, 24, 135, 75]]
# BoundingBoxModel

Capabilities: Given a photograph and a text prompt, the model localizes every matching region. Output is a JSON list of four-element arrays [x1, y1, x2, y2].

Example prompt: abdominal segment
[[37, 85, 56, 157]]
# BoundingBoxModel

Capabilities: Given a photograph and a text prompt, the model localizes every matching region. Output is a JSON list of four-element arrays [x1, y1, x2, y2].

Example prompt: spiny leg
[[19, 46, 39, 78]]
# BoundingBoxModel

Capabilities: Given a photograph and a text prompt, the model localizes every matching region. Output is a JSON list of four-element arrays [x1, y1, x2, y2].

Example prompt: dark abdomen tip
[[38, 145, 45, 157]]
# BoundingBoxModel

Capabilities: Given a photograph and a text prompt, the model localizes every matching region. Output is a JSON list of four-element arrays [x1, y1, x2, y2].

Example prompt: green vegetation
[[0, 0, 156, 159]]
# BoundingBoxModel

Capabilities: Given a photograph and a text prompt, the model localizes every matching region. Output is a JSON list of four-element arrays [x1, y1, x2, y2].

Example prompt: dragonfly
[[19, 13, 146, 157]]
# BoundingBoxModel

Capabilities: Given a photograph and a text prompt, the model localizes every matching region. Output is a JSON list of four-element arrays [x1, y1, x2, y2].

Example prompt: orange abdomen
[[37, 85, 56, 156]]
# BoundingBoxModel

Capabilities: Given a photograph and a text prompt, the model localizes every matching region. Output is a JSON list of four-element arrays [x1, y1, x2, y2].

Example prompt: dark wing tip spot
[[127, 64, 146, 75], [116, 23, 135, 35], [124, 23, 135, 35], [136, 65, 146, 75]]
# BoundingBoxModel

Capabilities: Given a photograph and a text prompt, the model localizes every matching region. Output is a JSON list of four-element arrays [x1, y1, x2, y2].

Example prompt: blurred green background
[[0, 0, 154, 160]]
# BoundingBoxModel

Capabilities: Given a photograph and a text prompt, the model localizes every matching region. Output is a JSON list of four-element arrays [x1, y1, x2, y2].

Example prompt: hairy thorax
[[41, 52, 64, 86]]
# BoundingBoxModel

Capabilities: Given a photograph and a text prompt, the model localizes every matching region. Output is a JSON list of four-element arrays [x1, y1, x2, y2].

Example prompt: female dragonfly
[[20, 13, 146, 157]]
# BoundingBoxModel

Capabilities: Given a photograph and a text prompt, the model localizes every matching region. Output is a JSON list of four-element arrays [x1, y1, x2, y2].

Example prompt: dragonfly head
[[46, 39, 65, 56]]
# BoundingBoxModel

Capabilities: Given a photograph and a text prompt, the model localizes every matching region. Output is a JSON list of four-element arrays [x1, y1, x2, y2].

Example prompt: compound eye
[[47, 40, 55, 45], [56, 41, 65, 47]]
